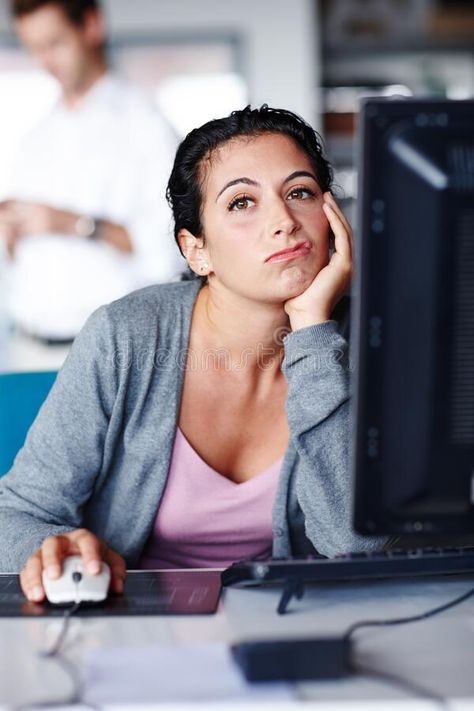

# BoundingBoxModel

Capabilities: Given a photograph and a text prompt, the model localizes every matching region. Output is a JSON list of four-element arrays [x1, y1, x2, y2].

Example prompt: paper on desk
[[83, 643, 293, 704]]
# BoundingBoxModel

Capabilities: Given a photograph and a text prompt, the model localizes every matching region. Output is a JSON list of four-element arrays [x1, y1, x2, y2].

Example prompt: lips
[[265, 240, 312, 263]]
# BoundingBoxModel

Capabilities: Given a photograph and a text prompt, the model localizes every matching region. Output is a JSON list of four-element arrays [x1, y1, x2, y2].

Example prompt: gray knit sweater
[[0, 280, 388, 572]]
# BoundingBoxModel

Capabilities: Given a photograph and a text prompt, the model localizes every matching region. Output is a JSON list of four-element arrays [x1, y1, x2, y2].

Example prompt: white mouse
[[42, 555, 111, 604]]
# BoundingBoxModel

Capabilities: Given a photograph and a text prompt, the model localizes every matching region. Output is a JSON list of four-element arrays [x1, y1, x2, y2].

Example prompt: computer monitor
[[352, 97, 474, 537]]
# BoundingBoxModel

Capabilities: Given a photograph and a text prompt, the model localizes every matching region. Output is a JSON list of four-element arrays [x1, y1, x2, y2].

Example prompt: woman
[[0, 105, 388, 601]]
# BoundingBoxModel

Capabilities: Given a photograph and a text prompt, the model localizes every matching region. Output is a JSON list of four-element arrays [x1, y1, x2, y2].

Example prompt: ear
[[177, 229, 213, 277], [82, 8, 106, 49]]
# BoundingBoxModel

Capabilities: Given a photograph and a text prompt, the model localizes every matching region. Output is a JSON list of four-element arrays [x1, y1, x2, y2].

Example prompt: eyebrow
[[215, 170, 319, 202], [216, 177, 259, 202], [284, 170, 319, 185]]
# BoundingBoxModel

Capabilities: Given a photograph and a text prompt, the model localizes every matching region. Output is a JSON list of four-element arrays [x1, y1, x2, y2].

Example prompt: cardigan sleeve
[[0, 306, 117, 572], [282, 320, 389, 556]]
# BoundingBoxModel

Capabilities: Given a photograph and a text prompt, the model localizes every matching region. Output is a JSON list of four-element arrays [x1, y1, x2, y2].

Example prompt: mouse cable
[[344, 584, 474, 710], [12, 601, 102, 711], [41, 600, 82, 658], [343, 584, 474, 641]]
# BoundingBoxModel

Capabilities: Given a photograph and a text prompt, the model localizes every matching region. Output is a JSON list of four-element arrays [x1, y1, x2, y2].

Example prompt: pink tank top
[[139, 428, 282, 569]]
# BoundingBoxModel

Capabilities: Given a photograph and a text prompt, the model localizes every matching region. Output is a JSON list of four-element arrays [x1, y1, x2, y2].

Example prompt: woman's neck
[[193, 282, 289, 375]]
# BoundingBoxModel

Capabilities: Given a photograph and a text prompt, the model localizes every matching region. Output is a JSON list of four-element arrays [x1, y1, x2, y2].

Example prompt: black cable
[[12, 602, 102, 711], [345, 585, 474, 709], [344, 584, 474, 641], [40, 601, 82, 658]]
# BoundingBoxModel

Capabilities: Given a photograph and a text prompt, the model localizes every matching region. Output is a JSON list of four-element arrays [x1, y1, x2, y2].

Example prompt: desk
[[1, 573, 474, 709]]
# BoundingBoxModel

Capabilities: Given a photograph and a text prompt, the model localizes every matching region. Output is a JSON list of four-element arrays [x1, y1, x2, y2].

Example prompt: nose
[[269, 199, 298, 239]]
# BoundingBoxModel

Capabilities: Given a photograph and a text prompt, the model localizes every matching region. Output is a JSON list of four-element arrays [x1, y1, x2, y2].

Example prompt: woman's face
[[197, 132, 330, 303]]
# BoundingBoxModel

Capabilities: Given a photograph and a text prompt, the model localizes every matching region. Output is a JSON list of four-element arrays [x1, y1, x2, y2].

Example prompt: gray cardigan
[[0, 280, 388, 572]]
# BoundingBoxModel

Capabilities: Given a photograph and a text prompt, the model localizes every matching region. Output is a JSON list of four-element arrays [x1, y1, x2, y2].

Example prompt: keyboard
[[221, 546, 474, 587]]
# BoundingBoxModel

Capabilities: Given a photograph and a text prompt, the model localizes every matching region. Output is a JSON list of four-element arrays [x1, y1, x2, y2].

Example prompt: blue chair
[[0, 371, 57, 477]]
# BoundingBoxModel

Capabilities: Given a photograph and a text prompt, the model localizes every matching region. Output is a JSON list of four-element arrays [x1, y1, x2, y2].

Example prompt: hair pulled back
[[166, 104, 333, 255]]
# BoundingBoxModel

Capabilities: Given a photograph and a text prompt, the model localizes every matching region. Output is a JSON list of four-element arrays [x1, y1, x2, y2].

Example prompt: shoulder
[[70, 281, 200, 373], [109, 279, 200, 310], [103, 280, 201, 328]]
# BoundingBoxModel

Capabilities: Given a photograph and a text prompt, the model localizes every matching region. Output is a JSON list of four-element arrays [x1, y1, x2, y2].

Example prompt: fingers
[[19, 530, 127, 601], [20, 533, 72, 602], [6, 232, 18, 258], [72, 529, 104, 575], [322, 202, 351, 262], [20, 551, 45, 602], [323, 192, 352, 237], [103, 547, 127, 594], [322, 194, 352, 264], [0, 205, 20, 256], [42, 534, 70, 580], [73, 531, 126, 593]]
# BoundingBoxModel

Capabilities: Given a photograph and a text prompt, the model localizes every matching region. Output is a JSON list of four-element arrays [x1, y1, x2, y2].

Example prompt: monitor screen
[[352, 97, 474, 537]]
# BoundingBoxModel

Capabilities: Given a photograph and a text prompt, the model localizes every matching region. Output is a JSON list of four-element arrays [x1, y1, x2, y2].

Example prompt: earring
[[200, 262, 209, 272]]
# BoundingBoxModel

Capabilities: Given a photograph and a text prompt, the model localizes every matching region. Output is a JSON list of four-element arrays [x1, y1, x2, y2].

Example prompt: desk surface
[[1, 571, 474, 709]]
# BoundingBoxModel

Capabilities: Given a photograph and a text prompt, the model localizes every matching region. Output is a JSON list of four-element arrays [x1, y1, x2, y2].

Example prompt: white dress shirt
[[7, 73, 184, 339]]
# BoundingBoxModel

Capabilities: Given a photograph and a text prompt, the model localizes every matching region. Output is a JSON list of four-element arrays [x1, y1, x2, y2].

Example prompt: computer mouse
[[42, 555, 111, 604]]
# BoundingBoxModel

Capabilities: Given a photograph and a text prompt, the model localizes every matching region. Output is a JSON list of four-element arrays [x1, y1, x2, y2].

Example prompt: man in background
[[0, 0, 182, 347]]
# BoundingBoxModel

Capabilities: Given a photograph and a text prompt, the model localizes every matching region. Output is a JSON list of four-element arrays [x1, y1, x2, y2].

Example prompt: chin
[[278, 266, 316, 297]]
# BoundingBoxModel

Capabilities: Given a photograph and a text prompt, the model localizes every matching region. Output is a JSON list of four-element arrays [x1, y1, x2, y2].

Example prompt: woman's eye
[[228, 195, 254, 211], [287, 187, 315, 201]]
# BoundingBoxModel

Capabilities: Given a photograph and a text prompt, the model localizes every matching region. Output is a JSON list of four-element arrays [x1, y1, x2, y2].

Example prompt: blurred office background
[[0, 0, 473, 371]]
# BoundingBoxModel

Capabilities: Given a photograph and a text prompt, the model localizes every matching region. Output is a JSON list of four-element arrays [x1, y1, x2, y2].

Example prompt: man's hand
[[14, 202, 67, 237], [0, 201, 61, 255], [0, 200, 133, 253], [19, 529, 126, 602], [1, 200, 78, 238], [4, 200, 133, 253], [284, 192, 353, 331], [0, 201, 20, 257]]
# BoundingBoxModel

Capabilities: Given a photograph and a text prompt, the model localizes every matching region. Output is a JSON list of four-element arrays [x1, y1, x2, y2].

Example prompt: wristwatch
[[75, 214, 101, 240]]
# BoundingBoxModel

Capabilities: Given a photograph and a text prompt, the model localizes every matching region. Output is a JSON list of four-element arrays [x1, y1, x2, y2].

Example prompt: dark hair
[[10, 0, 99, 25], [166, 104, 333, 256]]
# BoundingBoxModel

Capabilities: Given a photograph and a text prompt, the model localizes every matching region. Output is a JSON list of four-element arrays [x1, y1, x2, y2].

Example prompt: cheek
[[301, 209, 331, 269], [319, 219, 331, 264], [294, 202, 330, 248], [277, 215, 331, 292], [205, 218, 256, 266], [311, 209, 330, 247]]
